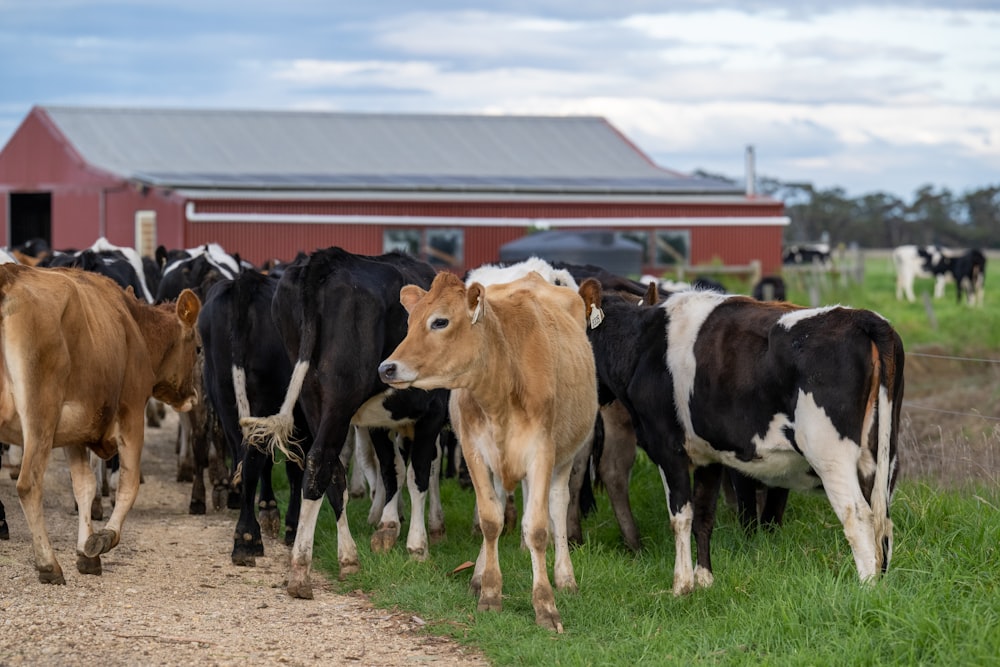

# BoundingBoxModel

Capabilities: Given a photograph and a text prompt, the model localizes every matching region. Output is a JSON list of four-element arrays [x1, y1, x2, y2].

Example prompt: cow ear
[[467, 283, 485, 324], [578, 279, 604, 329], [642, 281, 659, 306], [125, 285, 137, 300], [399, 285, 427, 313], [175, 288, 202, 327]]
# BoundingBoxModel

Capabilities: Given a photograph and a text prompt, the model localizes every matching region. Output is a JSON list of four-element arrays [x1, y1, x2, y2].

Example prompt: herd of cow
[[0, 236, 927, 632]]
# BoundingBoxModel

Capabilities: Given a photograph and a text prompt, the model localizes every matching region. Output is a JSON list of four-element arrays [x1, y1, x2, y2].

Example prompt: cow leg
[[67, 445, 102, 575], [288, 421, 357, 596], [467, 463, 505, 614], [85, 424, 145, 560], [549, 458, 578, 594], [566, 435, 591, 547], [283, 458, 304, 546], [727, 468, 761, 534], [257, 457, 281, 539], [691, 464, 723, 589], [759, 487, 790, 529], [522, 442, 562, 632], [646, 443, 696, 596], [599, 403, 641, 551], [88, 453, 104, 521], [370, 428, 404, 552], [232, 445, 267, 566], [0, 498, 8, 541], [16, 438, 64, 584], [798, 402, 880, 581], [406, 422, 444, 560], [176, 413, 194, 483]]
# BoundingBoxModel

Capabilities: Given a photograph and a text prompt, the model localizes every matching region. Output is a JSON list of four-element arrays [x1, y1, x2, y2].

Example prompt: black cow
[[752, 275, 787, 302], [947, 248, 986, 306], [198, 269, 307, 564], [577, 281, 904, 594], [155, 243, 240, 303], [240, 248, 449, 598]]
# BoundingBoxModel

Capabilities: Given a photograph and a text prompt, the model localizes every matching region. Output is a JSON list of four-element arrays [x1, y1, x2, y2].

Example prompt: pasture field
[[281, 254, 1000, 666]]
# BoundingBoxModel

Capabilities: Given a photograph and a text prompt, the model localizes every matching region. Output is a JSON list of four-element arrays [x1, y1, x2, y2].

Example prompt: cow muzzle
[[378, 360, 413, 388]]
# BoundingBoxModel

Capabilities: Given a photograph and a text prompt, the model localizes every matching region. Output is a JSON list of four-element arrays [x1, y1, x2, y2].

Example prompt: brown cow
[[378, 270, 598, 632], [0, 263, 201, 584]]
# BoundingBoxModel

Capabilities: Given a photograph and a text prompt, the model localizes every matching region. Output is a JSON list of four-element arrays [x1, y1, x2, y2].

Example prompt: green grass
[[272, 255, 1000, 665], [279, 456, 1000, 666]]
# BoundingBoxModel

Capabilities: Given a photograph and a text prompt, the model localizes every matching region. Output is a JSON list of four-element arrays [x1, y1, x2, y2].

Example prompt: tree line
[[698, 170, 1000, 250]]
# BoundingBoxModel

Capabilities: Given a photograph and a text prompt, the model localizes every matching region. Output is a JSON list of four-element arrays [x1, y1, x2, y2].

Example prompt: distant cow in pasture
[[239, 248, 449, 599], [892, 244, 952, 302], [198, 269, 307, 563], [752, 275, 787, 302], [947, 248, 986, 306], [577, 280, 904, 595], [379, 270, 598, 632], [0, 264, 201, 583], [783, 243, 832, 268]]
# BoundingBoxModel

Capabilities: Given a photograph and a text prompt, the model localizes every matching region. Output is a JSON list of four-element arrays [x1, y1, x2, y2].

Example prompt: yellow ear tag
[[471, 297, 483, 324], [589, 305, 604, 329]]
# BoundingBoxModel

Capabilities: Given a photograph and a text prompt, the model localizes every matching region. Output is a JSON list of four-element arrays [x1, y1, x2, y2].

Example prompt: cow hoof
[[177, 464, 194, 483], [429, 527, 446, 544], [370, 524, 399, 553], [226, 491, 240, 511], [694, 566, 714, 589], [287, 578, 314, 599], [76, 553, 102, 575], [259, 508, 281, 539], [476, 593, 502, 613], [189, 499, 207, 515], [407, 546, 428, 561], [535, 608, 564, 633], [232, 553, 257, 567], [83, 529, 119, 558], [337, 558, 360, 581], [283, 527, 297, 547], [37, 564, 66, 585], [672, 576, 695, 597]]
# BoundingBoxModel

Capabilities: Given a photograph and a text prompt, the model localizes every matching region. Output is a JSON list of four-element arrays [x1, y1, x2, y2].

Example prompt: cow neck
[[126, 298, 180, 374], [462, 309, 525, 413]]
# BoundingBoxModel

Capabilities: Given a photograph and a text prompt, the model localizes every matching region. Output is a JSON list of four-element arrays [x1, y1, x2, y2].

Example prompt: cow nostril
[[380, 362, 396, 380]]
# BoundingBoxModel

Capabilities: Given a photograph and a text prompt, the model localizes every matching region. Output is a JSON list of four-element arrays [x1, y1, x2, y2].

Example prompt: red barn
[[0, 105, 786, 275]]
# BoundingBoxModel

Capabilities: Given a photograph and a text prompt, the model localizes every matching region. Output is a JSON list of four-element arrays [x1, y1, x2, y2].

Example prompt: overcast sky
[[1, 1, 998, 199]]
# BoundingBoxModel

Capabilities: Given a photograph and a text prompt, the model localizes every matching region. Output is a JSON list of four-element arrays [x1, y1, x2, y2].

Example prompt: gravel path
[[0, 410, 489, 666]]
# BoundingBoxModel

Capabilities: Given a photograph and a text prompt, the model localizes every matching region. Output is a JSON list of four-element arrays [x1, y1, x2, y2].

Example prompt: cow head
[[151, 288, 203, 412], [378, 271, 486, 390]]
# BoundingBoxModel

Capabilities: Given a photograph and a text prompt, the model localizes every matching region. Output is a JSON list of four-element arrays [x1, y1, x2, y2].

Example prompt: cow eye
[[430, 317, 449, 330]]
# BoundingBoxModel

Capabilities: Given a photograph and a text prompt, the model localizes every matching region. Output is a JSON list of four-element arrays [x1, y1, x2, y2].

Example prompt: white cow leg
[[427, 438, 445, 544], [67, 445, 100, 575], [405, 460, 429, 560], [549, 459, 577, 593], [659, 467, 695, 595], [523, 451, 561, 632]]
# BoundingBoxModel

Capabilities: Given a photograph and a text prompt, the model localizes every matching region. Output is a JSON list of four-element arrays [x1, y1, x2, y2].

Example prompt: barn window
[[424, 229, 464, 268], [654, 230, 690, 266], [384, 229, 421, 256], [135, 210, 156, 258]]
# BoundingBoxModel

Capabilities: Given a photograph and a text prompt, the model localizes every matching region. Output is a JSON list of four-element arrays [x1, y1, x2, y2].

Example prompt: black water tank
[[499, 230, 643, 276]]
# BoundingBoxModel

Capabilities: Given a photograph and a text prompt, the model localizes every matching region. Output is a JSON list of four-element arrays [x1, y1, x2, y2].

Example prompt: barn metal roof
[[41, 106, 743, 196]]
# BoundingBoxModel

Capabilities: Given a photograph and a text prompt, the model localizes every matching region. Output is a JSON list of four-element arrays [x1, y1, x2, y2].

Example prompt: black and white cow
[[239, 248, 449, 598], [577, 282, 904, 594], [892, 244, 952, 302], [783, 243, 832, 268], [198, 268, 306, 564], [947, 248, 986, 306]]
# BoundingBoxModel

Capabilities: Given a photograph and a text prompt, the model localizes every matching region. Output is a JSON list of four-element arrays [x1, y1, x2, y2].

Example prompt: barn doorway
[[8, 192, 52, 249]]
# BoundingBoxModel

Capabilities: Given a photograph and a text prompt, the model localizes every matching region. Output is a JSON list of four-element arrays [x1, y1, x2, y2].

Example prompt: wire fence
[[901, 350, 1000, 487]]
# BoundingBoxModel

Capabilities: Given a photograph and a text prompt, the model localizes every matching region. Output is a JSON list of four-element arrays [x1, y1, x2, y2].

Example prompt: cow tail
[[869, 323, 903, 574], [239, 267, 316, 467]]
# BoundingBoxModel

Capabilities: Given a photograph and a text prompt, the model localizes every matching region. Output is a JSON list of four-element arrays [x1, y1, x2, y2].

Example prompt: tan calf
[[378, 270, 598, 632], [0, 264, 201, 583]]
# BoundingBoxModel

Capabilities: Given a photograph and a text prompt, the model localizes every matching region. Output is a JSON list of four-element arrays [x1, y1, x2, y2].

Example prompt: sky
[[1, 1, 998, 200]]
